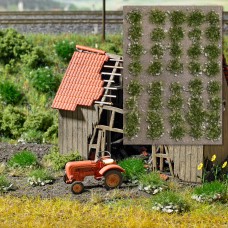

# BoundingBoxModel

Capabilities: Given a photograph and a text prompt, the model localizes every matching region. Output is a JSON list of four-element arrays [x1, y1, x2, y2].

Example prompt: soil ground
[[0, 143, 149, 202]]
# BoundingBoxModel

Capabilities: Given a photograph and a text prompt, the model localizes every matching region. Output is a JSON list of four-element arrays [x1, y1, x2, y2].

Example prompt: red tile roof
[[52, 48, 109, 111]]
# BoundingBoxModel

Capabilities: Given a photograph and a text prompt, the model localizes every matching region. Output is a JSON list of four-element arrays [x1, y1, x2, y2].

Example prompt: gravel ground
[[0, 143, 148, 202]]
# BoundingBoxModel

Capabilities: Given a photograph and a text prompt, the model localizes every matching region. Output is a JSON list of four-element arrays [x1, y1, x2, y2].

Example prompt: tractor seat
[[102, 158, 114, 165]]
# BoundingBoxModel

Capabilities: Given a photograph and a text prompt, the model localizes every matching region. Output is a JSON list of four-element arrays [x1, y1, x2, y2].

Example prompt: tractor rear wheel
[[71, 182, 84, 194], [104, 170, 122, 190]]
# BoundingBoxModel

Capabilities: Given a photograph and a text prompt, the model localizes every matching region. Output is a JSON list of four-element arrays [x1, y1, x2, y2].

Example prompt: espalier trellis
[[123, 6, 223, 145]]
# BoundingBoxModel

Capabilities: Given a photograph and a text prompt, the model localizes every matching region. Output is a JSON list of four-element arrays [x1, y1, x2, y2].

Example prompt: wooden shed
[[52, 45, 228, 182]]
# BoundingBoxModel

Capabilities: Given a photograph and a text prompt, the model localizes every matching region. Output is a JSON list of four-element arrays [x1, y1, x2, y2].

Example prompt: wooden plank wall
[[58, 105, 99, 158], [204, 75, 228, 163], [168, 146, 203, 182]]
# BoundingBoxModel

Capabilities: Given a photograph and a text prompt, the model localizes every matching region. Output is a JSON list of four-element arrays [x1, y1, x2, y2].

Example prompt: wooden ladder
[[151, 145, 174, 177]]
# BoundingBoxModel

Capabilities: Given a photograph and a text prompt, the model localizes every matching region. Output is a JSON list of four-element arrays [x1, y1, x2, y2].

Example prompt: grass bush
[[43, 124, 58, 143], [20, 129, 44, 143], [150, 28, 165, 42], [1, 106, 26, 138], [204, 44, 220, 60], [192, 181, 227, 202], [169, 10, 186, 26], [205, 26, 220, 42], [124, 111, 140, 138], [187, 10, 205, 27], [128, 60, 142, 77], [167, 58, 183, 75], [207, 80, 221, 95], [188, 28, 202, 42], [0, 175, 11, 192], [204, 61, 220, 77], [127, 43, 143, 59], [125, 97, 137, 110], [128, 25, 142, 42], [55, 40, 76, 62], [118, 158, 146, 182], [206, 10, 220, 25], [138, 172, 167, 194], [169, 43, 182, 57], [147, 111, 164, 139], [28, 67, 60, 95], [127, 80, 143, 97], [148, 61, 162, 76], [168, 27, 184, 42], [0, 81, 23, 105], [8, 150, 38, 168], [150, 44, 164, 59], [126, 10, 142, 24], [43, 146, 82, 171], [187, 43, 202, 59], [151, 190, 190, 213], [188, 61, 202, 76], [28, 169, 55, 186], [149, 9, 166, 25]]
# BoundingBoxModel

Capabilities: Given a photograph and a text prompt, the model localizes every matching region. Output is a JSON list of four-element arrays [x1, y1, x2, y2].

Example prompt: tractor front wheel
[[71, 182, 84, 194], [104, 170, 123, 190]]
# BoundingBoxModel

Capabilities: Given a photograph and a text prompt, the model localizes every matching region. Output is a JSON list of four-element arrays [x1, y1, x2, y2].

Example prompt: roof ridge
[[76, 45, 106, 55]]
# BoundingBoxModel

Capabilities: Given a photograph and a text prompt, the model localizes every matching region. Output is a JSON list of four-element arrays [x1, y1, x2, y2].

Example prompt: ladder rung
[[104, 80, 115, 82], [104, 87, 118, 90], [109, 59, 123, 62], [103, 65, 123, 69], [101, 72, 122, 76], [95, 101, 113, 105], [104, 95, 116, 98]]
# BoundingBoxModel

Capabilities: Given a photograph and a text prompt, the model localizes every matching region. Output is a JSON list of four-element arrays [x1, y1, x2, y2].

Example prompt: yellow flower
[[222, 161, 227, 169], [197, 163, 203, 170], [211, 154, 216, 162]]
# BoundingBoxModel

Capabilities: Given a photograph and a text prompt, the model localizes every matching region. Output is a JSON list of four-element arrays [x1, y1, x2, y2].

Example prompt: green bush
[[0, 28, 32, 64], [151, 190, 189, 213], [192, 181, 227, 202], [23, 112, 53, 133], [1, 106, 26, 138], [21, 130, 44, 143], [28, 169, 54, 186], [118, 158, 146, 181], [43, 124, 58, 143], [8, 150, 38, 168], [55, 40, 76, 62], [0, 81, 23, 105], [28, 68, 60, 94], [43, 146, 82, 171], [0, 175, 11, 192], [124, 111, 140, 138], [22, 46, 53, 69]]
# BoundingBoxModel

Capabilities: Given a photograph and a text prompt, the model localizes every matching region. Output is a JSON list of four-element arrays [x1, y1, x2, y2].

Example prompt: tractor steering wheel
[[96, 151, 111, 160]]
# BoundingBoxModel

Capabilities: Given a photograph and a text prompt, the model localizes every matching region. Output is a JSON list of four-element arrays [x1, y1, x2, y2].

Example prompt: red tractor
[[64, 151, 125, 194]]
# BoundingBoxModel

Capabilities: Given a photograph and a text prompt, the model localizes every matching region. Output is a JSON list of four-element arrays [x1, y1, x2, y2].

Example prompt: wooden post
[[102, 0, 106, 42]]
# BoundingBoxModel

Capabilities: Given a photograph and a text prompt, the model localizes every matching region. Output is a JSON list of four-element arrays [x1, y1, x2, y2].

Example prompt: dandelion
[[197, 163, 203, 170], [222, 161, 227, 169], [211, 154, 216, 162]]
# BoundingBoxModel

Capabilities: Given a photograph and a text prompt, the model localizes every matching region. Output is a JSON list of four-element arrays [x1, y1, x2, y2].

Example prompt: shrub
[[127, 80, 143, 97], [0, 28, 32, 64], [1, 106, 26, 138], [118, 158, 146, 181], [204, 61, 220, 77], [168, 27, 184, 42], [128, 60, 142, 77], [206, 11, 220, 25], [126, 10, 142, 24], [150, 28, 165, 42], [150, 44, 164, 59], [28, 68, 60, 94], [204, 44, 220, 60], [188, 28, 202, 42], [43, 124, 58, 143], [147, 111, 164, 139], [192, 181, 227, 202], [55, 40, 76, 62], [0, 175, 11, 192], [148, 61, 163, 76], [205, 26, 220, 42], [22, 46, 53, 69], [167, 59, 183, 75], [8, 150, 38, 168], [43, 146, 82, 171], [187, 10, 205, 27], [27, 169, 54, 186], [169, 10, 186, 26], [124, 111, 140, 138], [20, 130, 43, 143], [188, 61, 202, 76], [207, 81, 221, 95], [187, 43, 202, 59], [127, 43, 143, 59], [23, 112, 53, 133], [151, 190, 189, 213], [138, 172, 167, 194], [128, 25, 142, 42], [149, 9, 166, 25], [0, 81, 23, 105]]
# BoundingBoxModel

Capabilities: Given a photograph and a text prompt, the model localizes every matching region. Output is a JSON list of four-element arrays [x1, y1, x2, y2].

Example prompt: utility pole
[[102, 0, 106, 42]]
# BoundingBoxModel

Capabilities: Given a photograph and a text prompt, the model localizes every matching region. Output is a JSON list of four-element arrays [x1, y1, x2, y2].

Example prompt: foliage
[[148, 61, 162, 76], [149, 9, 166, 25], [0, 81, 23, 105], [204, 44, 220, 60], [43, 146, 82, 171], [167, 58, 183, 75], [1, 106, 26, 138], [20, 130, 44, 144], [168, 96, 183, 111], [127, 80, 143, 97], [128, 25, 142, 42], [192, 181, 227, 202], [150, 28, 166, 42], [0, 28, 32, 64], [118, 158, 146, 181], [204, 61, 220, 77], [207, 80, 221, 95], [55, 40, 76, 62], [150, 44, 164, 59], [28, 67, 60, 94], [169, 10, 186, 26], [205, 26, 220, 42], [206, 11, 220, 25], [168, 27, 184, 42], [188, 28, 202, 42], [0, 175, 11, 192], [124, 111, 140, 138], [188, 61, 202, 76], [128, 60, 142, 77], [28, 169, 54, 186], [138, 172, 167, 194], [148, 82, 163, 110], [169, 43, 182, 57], [187, 43, 202, 59], [22, 46, 53, 69], [125, 97, 137, 110], [187, 10, 205, 27], [151, 190, 190, 213], [43, 124, 58, 143], [188, 78, 203, 96], [127, 43, 143, 59], [126, 10, 142, 24], [8, 150, 38, 168]]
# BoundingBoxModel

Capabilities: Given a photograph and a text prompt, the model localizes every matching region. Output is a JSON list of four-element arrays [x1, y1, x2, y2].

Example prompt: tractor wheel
[[104, 170, 123, 190], [63, 174, 68, 183], [71, 182, 84, 194]]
